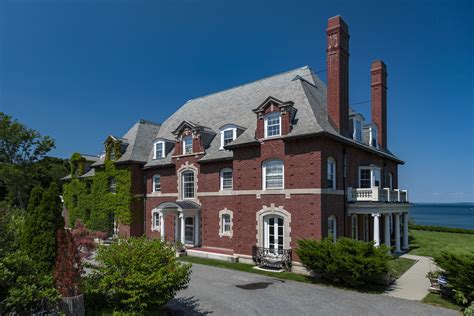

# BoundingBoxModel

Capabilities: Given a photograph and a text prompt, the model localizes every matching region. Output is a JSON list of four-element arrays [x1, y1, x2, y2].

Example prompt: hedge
[[409, 224, 474, 235]]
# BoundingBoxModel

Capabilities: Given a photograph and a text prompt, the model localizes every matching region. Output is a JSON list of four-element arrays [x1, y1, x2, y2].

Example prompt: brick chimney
[[326, 15, 350, 137], [370, 60, 387, 149]]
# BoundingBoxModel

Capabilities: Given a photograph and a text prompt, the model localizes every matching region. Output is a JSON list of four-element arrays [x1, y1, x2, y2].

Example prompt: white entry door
[[264, 215, 284, 252]]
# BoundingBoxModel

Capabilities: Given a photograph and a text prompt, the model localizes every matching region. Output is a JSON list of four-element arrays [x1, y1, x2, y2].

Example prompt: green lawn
[[409, 229, 474, 258], [179, 255, 414, 293], [422, 293, 462, 312]]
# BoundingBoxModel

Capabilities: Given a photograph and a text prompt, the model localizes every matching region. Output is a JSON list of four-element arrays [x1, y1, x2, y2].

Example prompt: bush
[[0, 251, 60, 314], [409, 224, 474, 235], [435, 252, 474, 309], [297, 238, 391, 288], [85, 237, 191, 312]]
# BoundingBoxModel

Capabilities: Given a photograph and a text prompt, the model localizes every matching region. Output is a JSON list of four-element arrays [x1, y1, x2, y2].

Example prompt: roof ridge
[[185, 65, 310, 103]]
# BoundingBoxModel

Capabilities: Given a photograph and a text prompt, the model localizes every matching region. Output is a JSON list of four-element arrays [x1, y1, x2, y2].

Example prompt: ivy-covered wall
[[63, 156, 132, 233]]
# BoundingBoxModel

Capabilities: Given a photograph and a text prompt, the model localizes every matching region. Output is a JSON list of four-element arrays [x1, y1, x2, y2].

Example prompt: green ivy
[[69, 152, 85, 177], [104, 139, 122, 161], [62, 157, 132, 234]]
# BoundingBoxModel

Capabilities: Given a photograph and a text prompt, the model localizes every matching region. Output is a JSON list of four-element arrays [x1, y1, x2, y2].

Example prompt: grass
[[409, 229, 474, 258], [179, 255, 415, 293], [422, 293, 462, 311], [387, 257, 416, 279]]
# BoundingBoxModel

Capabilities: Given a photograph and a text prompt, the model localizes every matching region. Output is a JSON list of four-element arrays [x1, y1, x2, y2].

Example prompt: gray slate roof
[[141, 66, 401, 167], [92, 119, 161, 167]]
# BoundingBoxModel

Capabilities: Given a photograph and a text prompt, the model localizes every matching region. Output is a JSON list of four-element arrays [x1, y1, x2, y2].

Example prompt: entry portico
[[153, 201, 201, 247], [348, 203, 410, 252]]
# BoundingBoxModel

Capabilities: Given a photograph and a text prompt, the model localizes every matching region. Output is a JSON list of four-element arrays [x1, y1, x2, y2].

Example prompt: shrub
[[71, 219, 106, 259], [54, 229, 83, 297], [435, 252, 474, 310], [86, 237, 191, 312], [0, 251, 60, 314], [297, 238, 391, 288]]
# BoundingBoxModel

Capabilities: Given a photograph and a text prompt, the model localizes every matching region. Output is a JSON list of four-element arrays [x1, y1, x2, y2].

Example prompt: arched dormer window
[[327, 157, 336, 189], [153, 141, 165, 159], [220, 168, 233, 190], [220, 125, 237, 149], [152, 174, 161, 192], [264, 112, 281, 138], [262, 159, 284, 190]]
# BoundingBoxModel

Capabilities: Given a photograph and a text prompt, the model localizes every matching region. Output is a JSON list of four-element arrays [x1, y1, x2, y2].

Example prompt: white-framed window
[[219, 208, 233, 238], [182, 135, 193, 155], [264, 112, 281, 138], [359, 167, 382, 188], [153, 141, 165, 159], [327, 157, 336, 189], [262, 159, 284, 190], [264, 215, 284, 252], [370, 125, 378, 148], [109, 176, 116, 193], [152, 174, 161, 192], [220, 168, 233, 190], [353, 118, 362, 142], [152, 212, 160, 230], [328, 215, 337, 242], [222, 214, 231, 233], [182, 170, 195, 199], [351, 214, 358, 240], [184, 216, 194, 244], [220, 126, 237, 149]]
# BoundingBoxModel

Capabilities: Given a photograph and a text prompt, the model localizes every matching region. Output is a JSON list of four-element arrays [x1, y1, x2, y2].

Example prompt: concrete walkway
[[384, 254, 438, 301]]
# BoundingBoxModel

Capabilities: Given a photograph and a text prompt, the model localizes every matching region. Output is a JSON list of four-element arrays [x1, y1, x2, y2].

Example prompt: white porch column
[[384, 213, 391, 250], [372, 213, 381, 247], [194, 214, 200, 246], [402, 212, 409, 250], [394, 213, 401, 252], [180, 213, 185, 245], [159, 211, 165, 241]]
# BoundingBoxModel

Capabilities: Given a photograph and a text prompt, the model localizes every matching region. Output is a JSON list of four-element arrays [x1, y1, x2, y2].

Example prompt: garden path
[[384, 254, 437, 300]]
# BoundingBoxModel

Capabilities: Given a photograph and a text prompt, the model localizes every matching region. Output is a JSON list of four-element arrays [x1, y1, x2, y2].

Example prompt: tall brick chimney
[[370, 60, 387, 149], [326, 15, 350, 137]]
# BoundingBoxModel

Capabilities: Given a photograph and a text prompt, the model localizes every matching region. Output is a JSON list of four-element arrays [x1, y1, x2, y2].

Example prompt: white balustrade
[[347, 187, 409, 203]]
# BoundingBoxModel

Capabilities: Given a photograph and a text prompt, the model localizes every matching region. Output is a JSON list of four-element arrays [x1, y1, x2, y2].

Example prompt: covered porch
[[153, 201, 201, 247], [348, 203, 410, 252]]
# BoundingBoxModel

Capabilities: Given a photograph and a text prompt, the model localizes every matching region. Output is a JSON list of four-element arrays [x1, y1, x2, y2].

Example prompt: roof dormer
[[252, 96, 296, 139], [104, 135, 128, 161], [172, 120, 215, 156]]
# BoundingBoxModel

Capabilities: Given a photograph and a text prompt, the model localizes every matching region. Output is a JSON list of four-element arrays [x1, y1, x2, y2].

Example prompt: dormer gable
[[104, 135, 128, 161], [253, 96, 296, 139], [171, 120, 216, 156]]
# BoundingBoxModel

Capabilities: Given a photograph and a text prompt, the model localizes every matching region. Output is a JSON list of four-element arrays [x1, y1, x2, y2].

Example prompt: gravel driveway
[[166, 263, 458, 316]]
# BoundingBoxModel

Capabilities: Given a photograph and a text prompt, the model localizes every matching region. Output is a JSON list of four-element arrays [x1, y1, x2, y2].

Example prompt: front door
[[185, 216, 194, 244], [264, 215, 284, 252]]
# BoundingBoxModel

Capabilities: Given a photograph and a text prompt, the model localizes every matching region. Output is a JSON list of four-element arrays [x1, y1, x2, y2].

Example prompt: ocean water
[[409, 203, 474, 230]]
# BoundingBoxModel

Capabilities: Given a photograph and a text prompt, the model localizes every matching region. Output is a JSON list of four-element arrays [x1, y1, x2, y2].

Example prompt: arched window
[[220, 168, 233, 190], [327, 157, 336, 189], [219, 208, 233, 238], [153, 141, 165, 159], [220, 125, 237, 149], [182, 170, 195, 199], [262, 159, 284, 190], [264, 112, 281, 138], [152, 174, 161, 193], [328, 215, 337, 242]]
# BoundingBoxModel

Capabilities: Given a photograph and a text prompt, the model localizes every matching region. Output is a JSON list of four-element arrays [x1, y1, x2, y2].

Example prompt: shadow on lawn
[[165, 296, 213, 315]]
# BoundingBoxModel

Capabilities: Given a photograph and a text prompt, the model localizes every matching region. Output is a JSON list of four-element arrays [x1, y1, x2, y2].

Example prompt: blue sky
[[0, 0, 472, 203]]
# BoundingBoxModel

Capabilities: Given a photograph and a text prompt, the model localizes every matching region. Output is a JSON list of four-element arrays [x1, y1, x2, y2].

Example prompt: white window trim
[[218, 208, 233, 238], [369, 125, 378, 148], [352, 118, 363, 142], [182, 135, 193, 155], [152, 174, 161, 193], [327, 157, 336, 189], [328, 215, 337, 242], [220, 126, 237, 150], [151, 210, 161, 231], [153, 141, 165, 159], [181, 170, 195, 200], [262, 159, 284, 190], [220, 168, 233, 191], [358, 166, 382, 188], [264, 112, 281, 138]]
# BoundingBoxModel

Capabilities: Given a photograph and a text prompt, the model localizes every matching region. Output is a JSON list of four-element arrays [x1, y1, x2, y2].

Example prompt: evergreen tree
[[21, 186, 44, 253], [24, 183, 64, 270]]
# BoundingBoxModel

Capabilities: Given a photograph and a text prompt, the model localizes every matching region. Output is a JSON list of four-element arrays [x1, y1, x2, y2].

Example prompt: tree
[[53, 229, 82, 297], [22, 183, 64, 270], [0, 112, 54, 165]]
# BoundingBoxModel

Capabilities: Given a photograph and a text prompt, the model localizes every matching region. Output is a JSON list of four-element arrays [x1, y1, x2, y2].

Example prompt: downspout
[[343, 147, 347, 237]]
